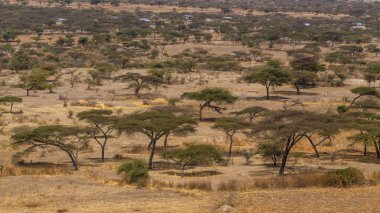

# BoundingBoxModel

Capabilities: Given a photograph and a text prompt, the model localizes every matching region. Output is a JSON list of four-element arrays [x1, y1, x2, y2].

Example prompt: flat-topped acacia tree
[[350, 87, 380, 106], [243, 60, 290, 100], [116, 111, 197, 169], [182, 88, 238, 121], [11, 125, 88, 170], [212, 117, 251, 158], [232, 106, 268, 123], [0, 96, 22, 113], [116, 73, 162, 97], [77, 109, 117, 162], [252, 110, 344, 176]]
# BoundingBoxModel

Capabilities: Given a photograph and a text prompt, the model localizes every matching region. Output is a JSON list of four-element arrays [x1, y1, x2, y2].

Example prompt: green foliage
[[337, 105, 348, 114], [232, 106, 268, 123], [351, 87, 379, 96], [117, 159, 149, 183], [18, 68, 50, 96], [148, 68, 173, 84], [290, 56, 325, 72], [184, 88, 237, 104], [256, 142, 282, 166], [324, 167, 365, 187], [241, 149, 254, 165], [11, 125, 88, 170], [10, 51, 31, 71], [77, 109, 114, 124], [161, 143, 223, 176], [183, 88, 237, 120], [94, 63, 116, 78], [0, 96, 22, 104], [117, 111, 198, 168], [244, 60, 290, 99], [0, 96, 22, 112], [212, 117, 251, 135]]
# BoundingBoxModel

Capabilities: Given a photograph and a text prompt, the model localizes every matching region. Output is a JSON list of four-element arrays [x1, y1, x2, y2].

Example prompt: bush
[[324, 167, 365, 187], [117, 159, 149, 184]]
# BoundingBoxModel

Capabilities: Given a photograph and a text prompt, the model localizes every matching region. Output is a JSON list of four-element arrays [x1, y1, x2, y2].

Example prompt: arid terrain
[[0, 0, 380, 212]]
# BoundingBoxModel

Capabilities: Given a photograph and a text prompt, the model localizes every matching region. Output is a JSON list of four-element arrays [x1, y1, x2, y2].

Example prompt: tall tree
[[77, 109, 117, 162], [116, 111, 197, 169], [212, 117, 251, 158], [11, 125, 88, 170]]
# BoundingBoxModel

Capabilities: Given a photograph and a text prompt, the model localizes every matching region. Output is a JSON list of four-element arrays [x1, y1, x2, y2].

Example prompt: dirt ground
[[1, 174, 380, 213]]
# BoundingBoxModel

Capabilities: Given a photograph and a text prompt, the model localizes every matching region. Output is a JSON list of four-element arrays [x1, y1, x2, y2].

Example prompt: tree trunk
[[228, 134, 233, 157], [199, 104, 204, 121], [65, 151, 79, 170], [295, 85, 300, 95], [374, 141, 380, 159], [101, 145, 105, 162], [26, 89, 30, 96], [265, 85, 270, 100], [181, 164, 186, 178], [163, 134, 169, 151], [279, 150, 289, 176], [148, 140, 157, 169], [364, 143, 368, 156], [10, 103, 14, 113], [305, 135, 320, 158]]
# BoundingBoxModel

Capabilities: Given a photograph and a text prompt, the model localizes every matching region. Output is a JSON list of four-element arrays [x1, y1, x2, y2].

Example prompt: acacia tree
[[289, 70, 317, 95], [244, 61, 290, 100], [302, 113, 342, 158], [161, 143, 223, 177], [232, 106, 268, 123], [18, 69, 49, 96], [212, 117, 251, 158], [151, 105, 194, 150], [116, 111, 197, 169], [11, 125, 88, 170], [116, 73, 162, 97], [0, 96, 22, 113], [252, 110, 343, 176], [182, 88, 238, 121], [350, 87, 380, 106], [77, 109, 117, 162]]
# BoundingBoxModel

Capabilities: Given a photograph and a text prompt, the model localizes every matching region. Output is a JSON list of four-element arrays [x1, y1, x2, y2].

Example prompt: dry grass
[[0, 164, 72, 177]]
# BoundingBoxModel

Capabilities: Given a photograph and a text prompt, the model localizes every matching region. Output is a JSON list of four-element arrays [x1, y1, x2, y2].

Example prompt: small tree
[[116, 73, 162, 97], [212, 117, 251, 158], [94, 63, 116, 79], [289, 70, 317, 95], [116, 111, 197, 169], [11, 125, 88, 170], [77, 109, 117, 162], [183, 88, 238, 121], [161, 143, 223, 177], [256, 142, 282, 166], [350, 87, 380, 106], [117, 159, 149, 183], [243, 61, 290, 100], [0, 96, 22, 113], [10, 51, 31, 71], [18, 69, 49, 96], [232, 106, 268, 123]]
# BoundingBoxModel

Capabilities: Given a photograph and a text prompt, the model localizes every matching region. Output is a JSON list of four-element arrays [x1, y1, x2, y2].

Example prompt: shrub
[[324, 167, 365, 187], [117, 159, 149, 184]]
